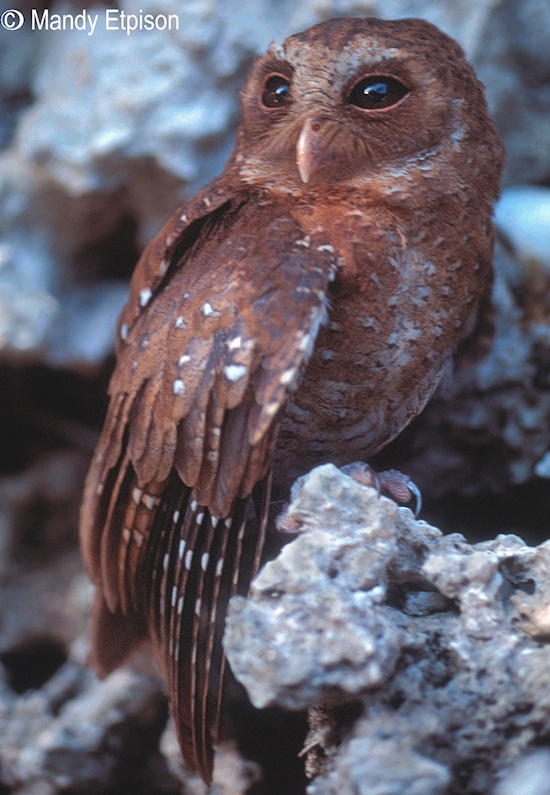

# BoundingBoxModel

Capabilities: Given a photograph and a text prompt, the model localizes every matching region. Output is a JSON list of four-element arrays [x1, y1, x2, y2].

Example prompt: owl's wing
[[80, 181, 338, 782]]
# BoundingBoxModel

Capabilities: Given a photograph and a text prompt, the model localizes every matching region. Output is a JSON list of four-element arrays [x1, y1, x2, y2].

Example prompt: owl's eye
[[261, 75, 291, 109], [348, 76, 409, 110]]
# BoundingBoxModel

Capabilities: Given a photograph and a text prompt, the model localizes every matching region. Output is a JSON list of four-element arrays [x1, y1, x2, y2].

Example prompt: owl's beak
[[296, 118, 323, 184]]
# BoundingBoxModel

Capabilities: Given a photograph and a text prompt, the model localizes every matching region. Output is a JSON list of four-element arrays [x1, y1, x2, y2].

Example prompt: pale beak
[[296, 118, 322, 184]]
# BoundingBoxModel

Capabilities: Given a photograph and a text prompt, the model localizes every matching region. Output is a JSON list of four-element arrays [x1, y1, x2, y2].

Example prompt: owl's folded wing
[[79, 183, 338, 781]]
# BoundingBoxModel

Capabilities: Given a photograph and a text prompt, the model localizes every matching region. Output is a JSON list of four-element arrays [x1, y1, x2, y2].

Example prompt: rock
[[494, 750, 550, 795], [495, 187, 550, 270], [308, 717, 452, 795], [225, 467, 404, 710], [224, 464, 550, 794], [0, 450, 87, 582], [475, 0, 550, 186], [43, 283, 128, 369], [0, 662, 177, 794]]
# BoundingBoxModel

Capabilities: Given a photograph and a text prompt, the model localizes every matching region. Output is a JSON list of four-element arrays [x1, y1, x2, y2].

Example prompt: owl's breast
[[272, 229, 483, 489]]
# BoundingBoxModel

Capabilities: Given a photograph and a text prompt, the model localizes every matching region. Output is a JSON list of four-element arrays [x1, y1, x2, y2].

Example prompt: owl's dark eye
[[348, 76, 409, 110], [261, 75, 291, 109]]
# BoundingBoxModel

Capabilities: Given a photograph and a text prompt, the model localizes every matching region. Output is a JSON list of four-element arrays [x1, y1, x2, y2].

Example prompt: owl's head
[[234, 17, 503, 193]]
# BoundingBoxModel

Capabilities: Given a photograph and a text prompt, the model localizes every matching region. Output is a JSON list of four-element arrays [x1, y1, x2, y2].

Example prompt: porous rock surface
[[226, 464, 550, 795]]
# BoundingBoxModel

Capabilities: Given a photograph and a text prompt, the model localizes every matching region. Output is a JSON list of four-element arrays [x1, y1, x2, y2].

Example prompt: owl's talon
[[276, 507, 303, 534], [341, 462, 421, 517], [378, 469, 422, 517], [340, 461, 381, 492]]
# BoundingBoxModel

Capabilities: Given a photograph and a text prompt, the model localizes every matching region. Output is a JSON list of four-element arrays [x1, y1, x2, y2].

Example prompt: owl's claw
[[378, 468, 422, 517], [340, 461, 381, 491], [341, 462, 422, 517]]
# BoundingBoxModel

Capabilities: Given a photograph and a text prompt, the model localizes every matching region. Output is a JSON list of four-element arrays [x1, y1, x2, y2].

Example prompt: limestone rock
[[224, 464, 550, 794]]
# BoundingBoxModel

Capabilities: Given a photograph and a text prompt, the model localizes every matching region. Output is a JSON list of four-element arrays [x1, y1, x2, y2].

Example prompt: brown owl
[[80, 16, 504, 783]]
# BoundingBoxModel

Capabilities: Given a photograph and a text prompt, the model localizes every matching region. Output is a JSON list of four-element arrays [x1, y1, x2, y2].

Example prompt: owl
[[80, 16, 504, 783]]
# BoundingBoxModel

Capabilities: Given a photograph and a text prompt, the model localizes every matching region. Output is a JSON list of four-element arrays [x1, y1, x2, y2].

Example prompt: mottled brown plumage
[[80, 16, 504, 783]]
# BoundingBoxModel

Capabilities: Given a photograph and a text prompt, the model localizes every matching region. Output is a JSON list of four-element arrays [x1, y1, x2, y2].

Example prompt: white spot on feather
[[195, 597, 202, 616], [120, 323, 128, 341], [142, 493, 157, 511], [298, 334, 311, 351], [185, 549, 193, 570], [163, 553, 169, 571], [173, 379, 186, 396], [178, 539, 186, 560], [216, 557, 224, 576], [178, 354, 191, 366], [173, 510, 180, 524], [202, 301, 219, 317], [201, 553, 209, 571], [132, 487, 143, 504], [139, 288, 153, 307], [226, 336, 242, 351], [280, 367, 297, 386], [264, 402, 279, 417], [175, 316, 186, 329], [224, 364, 247, 382]]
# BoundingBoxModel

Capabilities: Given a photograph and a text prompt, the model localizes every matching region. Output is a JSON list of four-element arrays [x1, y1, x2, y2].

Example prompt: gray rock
[[225, 467, 405, 710], [224, 464, 550, 794], [308, 717, 452, 795], [494, 750, 550, 795], [475, 0, 550, 186], [495, 187, 550, 271], [1, 663, 173, 794]]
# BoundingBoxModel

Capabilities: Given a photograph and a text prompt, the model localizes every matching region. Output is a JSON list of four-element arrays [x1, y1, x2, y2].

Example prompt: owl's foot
[[276, 462, 422, 533], [341, 462, 422, 516]]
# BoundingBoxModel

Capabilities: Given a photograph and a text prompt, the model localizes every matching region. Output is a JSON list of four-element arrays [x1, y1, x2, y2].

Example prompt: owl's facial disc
[[250, 62, 415, 186]]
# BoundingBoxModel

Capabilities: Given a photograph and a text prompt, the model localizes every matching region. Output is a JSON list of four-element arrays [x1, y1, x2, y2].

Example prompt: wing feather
[[80, 185, 339, 782]]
